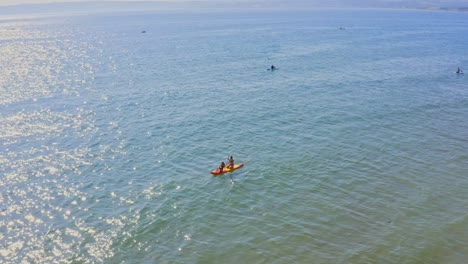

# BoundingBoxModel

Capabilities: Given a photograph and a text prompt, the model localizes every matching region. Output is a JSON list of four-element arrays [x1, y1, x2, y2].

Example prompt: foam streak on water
[[1, 9, 468, 263]]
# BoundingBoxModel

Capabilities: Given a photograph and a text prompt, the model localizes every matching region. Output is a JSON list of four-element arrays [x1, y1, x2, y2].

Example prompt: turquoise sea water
[[1, 8, 467, 263]]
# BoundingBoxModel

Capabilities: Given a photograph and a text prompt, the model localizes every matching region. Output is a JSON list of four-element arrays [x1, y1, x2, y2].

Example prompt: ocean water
[[1, 8, 467, 263]]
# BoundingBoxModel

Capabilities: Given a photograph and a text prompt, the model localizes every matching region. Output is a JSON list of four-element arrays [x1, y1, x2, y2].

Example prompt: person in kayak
[[227, 156, 234, 169], [218, 161, 226, 173]]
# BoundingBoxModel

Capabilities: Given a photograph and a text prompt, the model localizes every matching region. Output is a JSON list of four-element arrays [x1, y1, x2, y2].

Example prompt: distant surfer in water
[[456, 67, 463, 74], [270, 65, 277, 71]]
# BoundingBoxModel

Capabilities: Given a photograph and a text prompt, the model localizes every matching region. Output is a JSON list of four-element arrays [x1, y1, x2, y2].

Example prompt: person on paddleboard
[[218, 161, 226, 172], [227, 156, 234, 169]]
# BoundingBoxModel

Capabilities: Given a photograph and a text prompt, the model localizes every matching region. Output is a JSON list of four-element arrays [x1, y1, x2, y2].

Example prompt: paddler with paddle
[[217, 161, 226, 173], [227, 156, 234, 169]]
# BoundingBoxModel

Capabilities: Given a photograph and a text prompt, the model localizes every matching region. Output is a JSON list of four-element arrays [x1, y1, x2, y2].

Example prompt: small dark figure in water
[[271, 65, 277, 71], [456, 67, 462, 74], [141, 30, 146, 33]]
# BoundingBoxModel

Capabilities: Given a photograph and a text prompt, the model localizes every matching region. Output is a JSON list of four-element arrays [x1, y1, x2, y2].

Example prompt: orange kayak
[[211, 163, 244, 175]]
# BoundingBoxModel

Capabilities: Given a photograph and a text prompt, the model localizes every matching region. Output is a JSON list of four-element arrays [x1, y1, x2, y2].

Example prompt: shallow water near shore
[[1, 8, 467, 263]]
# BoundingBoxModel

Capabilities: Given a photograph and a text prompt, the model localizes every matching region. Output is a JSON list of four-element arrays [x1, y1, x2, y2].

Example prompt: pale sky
[[0, 0, 192, 6], [1, 0, 467, 8]]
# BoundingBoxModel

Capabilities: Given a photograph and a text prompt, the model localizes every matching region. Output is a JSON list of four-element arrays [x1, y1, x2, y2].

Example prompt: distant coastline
[[418, 7, 468, 12]]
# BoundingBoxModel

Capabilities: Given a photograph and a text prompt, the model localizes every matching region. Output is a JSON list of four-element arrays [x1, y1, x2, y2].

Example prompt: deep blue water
[[1, 8, 467, 263]]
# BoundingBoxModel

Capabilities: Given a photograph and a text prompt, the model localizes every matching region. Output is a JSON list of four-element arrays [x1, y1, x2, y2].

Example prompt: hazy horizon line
[[1, 0, 468, 17]]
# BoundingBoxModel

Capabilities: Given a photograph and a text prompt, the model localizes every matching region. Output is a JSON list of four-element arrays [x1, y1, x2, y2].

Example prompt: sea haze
[[1, 7, 467, 263]]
